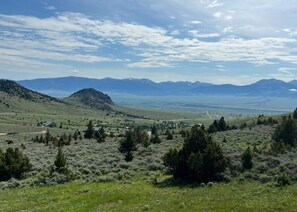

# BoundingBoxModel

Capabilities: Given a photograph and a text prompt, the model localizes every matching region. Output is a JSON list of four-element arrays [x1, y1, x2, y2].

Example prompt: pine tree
[[119, 130, 137, 162], [84, 121, 94, 139]]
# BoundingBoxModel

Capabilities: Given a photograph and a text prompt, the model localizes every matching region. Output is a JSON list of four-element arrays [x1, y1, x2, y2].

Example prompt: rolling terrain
[[1, 78, 297, 211]]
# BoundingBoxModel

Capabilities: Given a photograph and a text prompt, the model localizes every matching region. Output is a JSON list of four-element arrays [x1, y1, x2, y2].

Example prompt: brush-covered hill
[[0, 79, 61, 103], [65, 88, 115, 111], [0, 79, 69, 114]]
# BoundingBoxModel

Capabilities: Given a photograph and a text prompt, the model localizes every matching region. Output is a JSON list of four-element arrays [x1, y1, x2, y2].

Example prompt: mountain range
[[17, 76, 297, 98]]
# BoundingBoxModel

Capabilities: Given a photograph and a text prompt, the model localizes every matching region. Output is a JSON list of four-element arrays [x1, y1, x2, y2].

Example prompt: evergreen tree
[[54, 147, 67, 173], [241, 146, 253, 170], [273, 115, 297, 146], [119, 130, 137, 162], [0, 148, 31, 181], [133, 127, 150, 146], [151, 133, 161, 144], [151, 125, 157, 135], [84, 121, 94, 139], [218, 117, 227, 131], [73, 130, 78, 140], [45, 129, 51, 145], [163, 126, 228, 183]]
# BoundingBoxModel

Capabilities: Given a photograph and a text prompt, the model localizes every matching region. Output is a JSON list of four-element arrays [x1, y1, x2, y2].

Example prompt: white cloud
[[0, 12, 297, 70], [189, 30, 220, 38], [223, 27, 233, 33], [190, 20, 202, 24], [207, 0, 224, 8], [213, 12, 223, 18], [279, 67, 297, 74], [45, 6, 56, 10]]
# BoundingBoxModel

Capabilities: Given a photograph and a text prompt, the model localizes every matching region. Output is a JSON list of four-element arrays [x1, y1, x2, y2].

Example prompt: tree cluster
[[163, 125, 229, 183], [84, 121, 106, 143], [150, 125, 161, 144], [32, 129, 81, 147], [208, 117, 234, 134], [257, 115, 278, 126], [119, 127, 150, 162]]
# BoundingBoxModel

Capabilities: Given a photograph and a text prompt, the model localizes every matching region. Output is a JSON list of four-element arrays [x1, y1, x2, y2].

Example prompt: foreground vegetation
[[1, 177, 297, 211]]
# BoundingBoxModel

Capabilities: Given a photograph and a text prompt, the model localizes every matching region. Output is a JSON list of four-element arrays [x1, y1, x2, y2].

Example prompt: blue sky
[[1, 0, 297, 84]]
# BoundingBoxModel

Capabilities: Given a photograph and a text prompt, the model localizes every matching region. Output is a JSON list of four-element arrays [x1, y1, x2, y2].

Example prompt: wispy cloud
[[0, 12, 297, 70]]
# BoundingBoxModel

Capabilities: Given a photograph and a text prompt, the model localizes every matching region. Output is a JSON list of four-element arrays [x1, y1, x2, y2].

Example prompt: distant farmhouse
[[40, 121, 57, 128]]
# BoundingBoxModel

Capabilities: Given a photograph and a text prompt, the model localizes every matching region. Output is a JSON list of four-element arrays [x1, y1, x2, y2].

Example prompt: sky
[[0, 0, 297, 85]]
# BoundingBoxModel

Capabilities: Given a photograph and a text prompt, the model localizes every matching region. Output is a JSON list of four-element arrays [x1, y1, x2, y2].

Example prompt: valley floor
[[0, 177, 296, 211]]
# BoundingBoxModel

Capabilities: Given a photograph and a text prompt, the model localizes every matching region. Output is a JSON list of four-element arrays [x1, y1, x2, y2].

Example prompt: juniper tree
[[84, 121, 94, 139], [54, 147, 67, 173]]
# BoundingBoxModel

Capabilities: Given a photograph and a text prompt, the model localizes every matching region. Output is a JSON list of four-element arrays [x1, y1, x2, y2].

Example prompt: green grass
[[1, 177, 297, 211]]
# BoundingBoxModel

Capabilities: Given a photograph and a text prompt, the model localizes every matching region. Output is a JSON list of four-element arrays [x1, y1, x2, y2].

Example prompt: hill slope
[[0, 79, 61, 103], [65, 88, 115, 111]]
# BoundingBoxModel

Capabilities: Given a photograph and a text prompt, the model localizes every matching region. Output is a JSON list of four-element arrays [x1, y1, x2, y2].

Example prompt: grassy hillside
[[1, 178, 297, 211]]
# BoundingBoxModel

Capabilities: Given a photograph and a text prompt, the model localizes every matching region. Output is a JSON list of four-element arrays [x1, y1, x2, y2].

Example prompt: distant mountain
[[65, 88, 115, 111], [18, 76, 210, 97], [18, 76, 297, 98], [191, 79, 297, 97]]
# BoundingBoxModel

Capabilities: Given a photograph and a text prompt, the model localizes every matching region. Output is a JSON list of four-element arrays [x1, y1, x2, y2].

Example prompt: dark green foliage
[[84, 121, 94, 139], [208, 120, 218, 133], [54, 147, 67, 173], [276, 173, 290, 187], [119, 130, 137, 162], [133, 127, 150, 146], [73, 130, 78, 140], [5, 140, 13, 144], [0, 148, 31, 181], [180, 129, 187, 138], [151, 134, 161, 144], [273, 115, 297, 147], [96, 133, 105, 143], [293, 108, 297, 119], [208, 117, 232, 133], [151, 125, 157, 135], [150, 126, 161, 144], [94, 127, 106, 143], [218, 117, 227, 131], [241, 147, 253, 170], [163, 126, 228, 183], [45, 129, 51, 145], [167, 132, 173, 140], [165, 129, 173, 140], [257, 115, 278, 126]]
